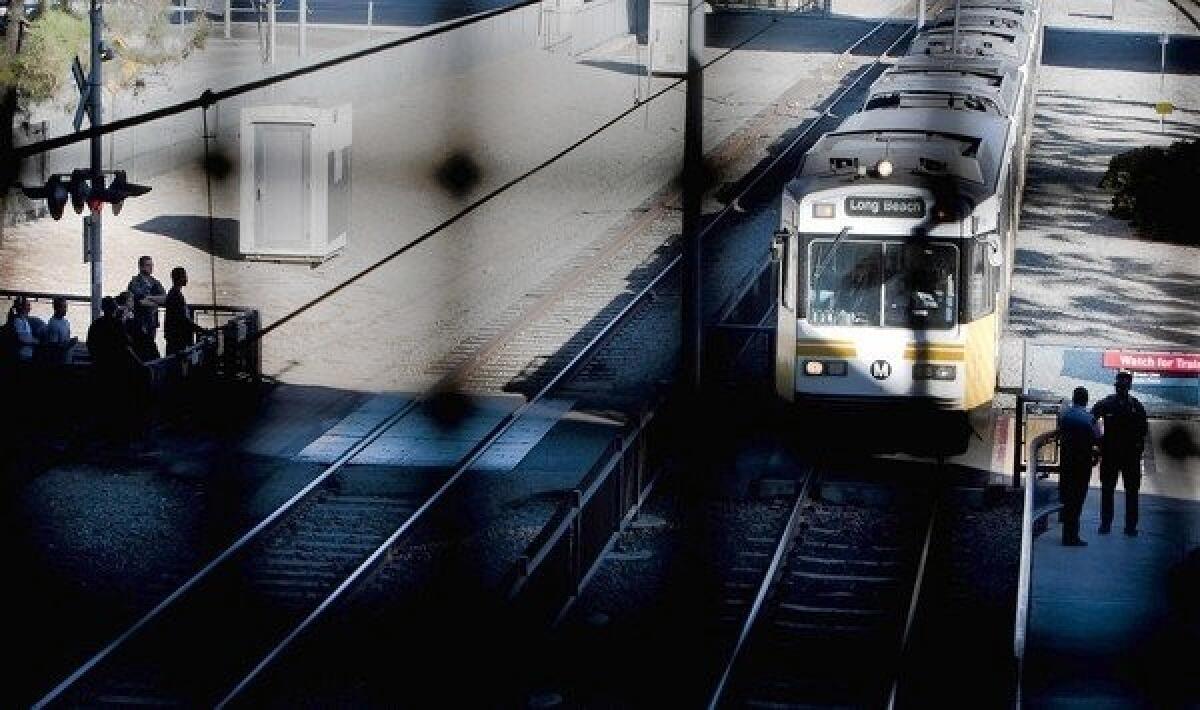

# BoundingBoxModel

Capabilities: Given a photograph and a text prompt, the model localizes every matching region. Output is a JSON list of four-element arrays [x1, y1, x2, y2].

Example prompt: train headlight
[[803, 360, 848, 376], [812, 202, 836, 218], [913, 364, 957, 381], [876, 159, 894, 177]]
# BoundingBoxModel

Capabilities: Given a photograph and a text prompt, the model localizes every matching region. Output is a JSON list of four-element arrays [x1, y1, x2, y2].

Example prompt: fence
[[1013, 428, 1062, 707], [0, 288, 261, 389], [505, 404, 664, 626]]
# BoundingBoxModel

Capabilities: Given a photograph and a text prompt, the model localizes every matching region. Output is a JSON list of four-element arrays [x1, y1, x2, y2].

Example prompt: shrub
[[0, 9, 89, 101], [1099, 138, 1200, 245]]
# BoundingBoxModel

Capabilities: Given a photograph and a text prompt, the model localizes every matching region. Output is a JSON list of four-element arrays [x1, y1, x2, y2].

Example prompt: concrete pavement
[[1025, 419, 1200, 709]]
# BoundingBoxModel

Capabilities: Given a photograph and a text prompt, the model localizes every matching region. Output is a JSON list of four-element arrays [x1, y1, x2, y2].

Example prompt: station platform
[[1023, 419, 1200, 709]]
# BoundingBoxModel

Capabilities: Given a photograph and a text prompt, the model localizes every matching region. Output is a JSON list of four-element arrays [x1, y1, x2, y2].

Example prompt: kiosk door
[[254, 122, 311, 252]]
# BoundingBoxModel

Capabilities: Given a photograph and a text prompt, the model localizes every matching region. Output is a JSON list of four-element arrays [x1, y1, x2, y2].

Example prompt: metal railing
[[1013, 429, 1062, 708], [505, 404, 663, 626], [0, 288, 261, 386]]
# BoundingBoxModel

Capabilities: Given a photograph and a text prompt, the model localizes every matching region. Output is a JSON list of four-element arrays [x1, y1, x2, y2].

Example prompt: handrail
[[0, 288, 260, 382], [1013, 429, 1058, 708], [0, 288, 252, 315]]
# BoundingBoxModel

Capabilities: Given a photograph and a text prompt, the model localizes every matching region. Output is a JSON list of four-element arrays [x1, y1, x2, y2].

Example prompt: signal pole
[[681, 0, 704, 391], [88, 0, 105, 322]]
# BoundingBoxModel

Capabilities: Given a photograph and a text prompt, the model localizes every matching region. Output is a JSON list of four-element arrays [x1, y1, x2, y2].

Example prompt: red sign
[[1102, 350, 1200, 375]]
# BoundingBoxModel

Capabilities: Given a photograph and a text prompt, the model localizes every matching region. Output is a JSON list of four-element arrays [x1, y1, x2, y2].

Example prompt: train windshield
[[808, 239, 958, 330]]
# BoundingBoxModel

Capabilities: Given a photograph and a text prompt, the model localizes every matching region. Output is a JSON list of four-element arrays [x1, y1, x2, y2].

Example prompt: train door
[[773, 209, 799, 401]]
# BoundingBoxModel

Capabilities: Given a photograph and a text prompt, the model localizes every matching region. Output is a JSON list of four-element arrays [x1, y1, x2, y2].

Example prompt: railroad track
[[710, 462, 941, 709], [33, 8, 938, 709]]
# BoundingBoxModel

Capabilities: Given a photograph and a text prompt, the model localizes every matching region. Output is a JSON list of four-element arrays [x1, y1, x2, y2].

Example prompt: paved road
[[1043, 27, 1200, 74]]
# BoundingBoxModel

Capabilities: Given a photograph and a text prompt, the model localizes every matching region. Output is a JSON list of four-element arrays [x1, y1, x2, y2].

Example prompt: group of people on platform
[[0, 293, 76, 365], [1057, 370, 1150, 546], [1, 255, 210, 374]]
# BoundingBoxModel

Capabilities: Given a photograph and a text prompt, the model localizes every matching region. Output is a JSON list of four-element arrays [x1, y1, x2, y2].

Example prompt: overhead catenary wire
[[6, 0, 543, 164], [252, 14, 782, 341]]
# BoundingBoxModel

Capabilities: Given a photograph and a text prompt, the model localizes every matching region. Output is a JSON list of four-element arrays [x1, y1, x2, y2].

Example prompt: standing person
[[43, 297, 71, 344], [87, 296, 145, 437], [1057, 386, 1099, 546], [41, 296, 77, 364], [127, 255, 166, 360], [86, 296, 141, 374], [115, 291, 140, 349], [8, 296, 38, 363], [164, 267, 208, 356], [1092, 370, 1149, 536]]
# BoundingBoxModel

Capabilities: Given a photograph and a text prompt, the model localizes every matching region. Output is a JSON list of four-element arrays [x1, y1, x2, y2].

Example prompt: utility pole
[[917, 0, 924, 30], [268, 0, 277, 65], [951, 0, 960, 54], [88, 0, 105, 322], [225, 0, 231, 39], [298, 0, 307, 56], [681, 0, 703, 391]]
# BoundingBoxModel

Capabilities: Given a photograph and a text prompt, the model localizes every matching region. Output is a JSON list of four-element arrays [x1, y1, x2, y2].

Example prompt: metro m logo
[[870, 360, 892, 380]]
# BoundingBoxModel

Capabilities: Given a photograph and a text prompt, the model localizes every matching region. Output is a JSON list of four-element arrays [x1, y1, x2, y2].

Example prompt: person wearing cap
[[1058, 386, 1099, 546], [1092, 370, 1149, 536]]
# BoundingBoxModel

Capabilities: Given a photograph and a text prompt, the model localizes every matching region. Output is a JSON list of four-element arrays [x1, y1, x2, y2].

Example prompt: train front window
[[882, 243, 958, 330], [808, 241, 882, 327], [807, 239, 958, 329]]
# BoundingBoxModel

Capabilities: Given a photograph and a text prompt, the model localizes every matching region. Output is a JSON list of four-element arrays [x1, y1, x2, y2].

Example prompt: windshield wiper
[[811, 227, 853, 286]]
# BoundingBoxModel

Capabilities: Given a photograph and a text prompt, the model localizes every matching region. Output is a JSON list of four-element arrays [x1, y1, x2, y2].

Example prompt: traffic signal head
[[69, 169, 91, 214], [87, 174, 106, 214], [105, 171, 151, 216], [21, 176, 70, 220]]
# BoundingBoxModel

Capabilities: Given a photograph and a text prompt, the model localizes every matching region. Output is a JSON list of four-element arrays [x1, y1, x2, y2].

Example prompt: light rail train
[[773, 0, 1043, 410]]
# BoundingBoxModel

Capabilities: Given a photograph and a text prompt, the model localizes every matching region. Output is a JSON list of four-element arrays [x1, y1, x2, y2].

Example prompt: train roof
[[951, 0, 1040, 15], [798, 108, 1009, 192], [908, 26, 1030, 62], [889, 53, 1025, 78], [929, 7, 1035, 34], [865, 70, 1017, 117]]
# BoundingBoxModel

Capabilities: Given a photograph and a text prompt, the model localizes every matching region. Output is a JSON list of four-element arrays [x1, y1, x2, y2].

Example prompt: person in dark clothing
[[87, 297, 146, 439], [86, 296, 141, 373], [1058, 386, 1099, 546], [127, 255, 166, 360], [1093, 370, 1149, 536], [164, 267, 208, 356]]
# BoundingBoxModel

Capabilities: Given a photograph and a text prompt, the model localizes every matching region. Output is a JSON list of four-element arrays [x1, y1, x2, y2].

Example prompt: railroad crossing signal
[[72, 56, 93, 132], [19, 170, 151, 220]]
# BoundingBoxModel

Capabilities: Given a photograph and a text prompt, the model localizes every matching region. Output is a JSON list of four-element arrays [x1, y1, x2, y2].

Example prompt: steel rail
[[38, 6, 923, 705], [217, 206, 690, 707], [707, 469, 817, 710], [504, 6, 926, 624], [886, 469, 943, 709], [31, 12, 789, 708], [31, 396, 421, 709], [251, 13, 783, 342]]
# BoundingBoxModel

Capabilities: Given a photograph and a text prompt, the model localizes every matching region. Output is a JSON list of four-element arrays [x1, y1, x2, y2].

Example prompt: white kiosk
[[239, 104, 352, 262], [649, 0, 689, 75]]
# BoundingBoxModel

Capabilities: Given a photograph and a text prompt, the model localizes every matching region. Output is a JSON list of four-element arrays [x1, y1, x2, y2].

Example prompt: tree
[[6, 0, 28, 54]]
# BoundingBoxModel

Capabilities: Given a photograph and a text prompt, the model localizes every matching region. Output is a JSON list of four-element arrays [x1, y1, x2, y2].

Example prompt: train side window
[[966, 239, 995, 320]]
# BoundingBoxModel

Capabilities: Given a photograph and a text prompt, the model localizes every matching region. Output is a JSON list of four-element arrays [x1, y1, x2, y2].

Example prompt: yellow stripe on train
[[795, 342, 857, 358]]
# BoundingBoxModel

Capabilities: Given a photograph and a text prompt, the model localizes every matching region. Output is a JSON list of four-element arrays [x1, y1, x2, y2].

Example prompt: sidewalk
[[1025, 419, 1200, 708], [1000, 0, 1200, 405], [1, 9, 906, 394]]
